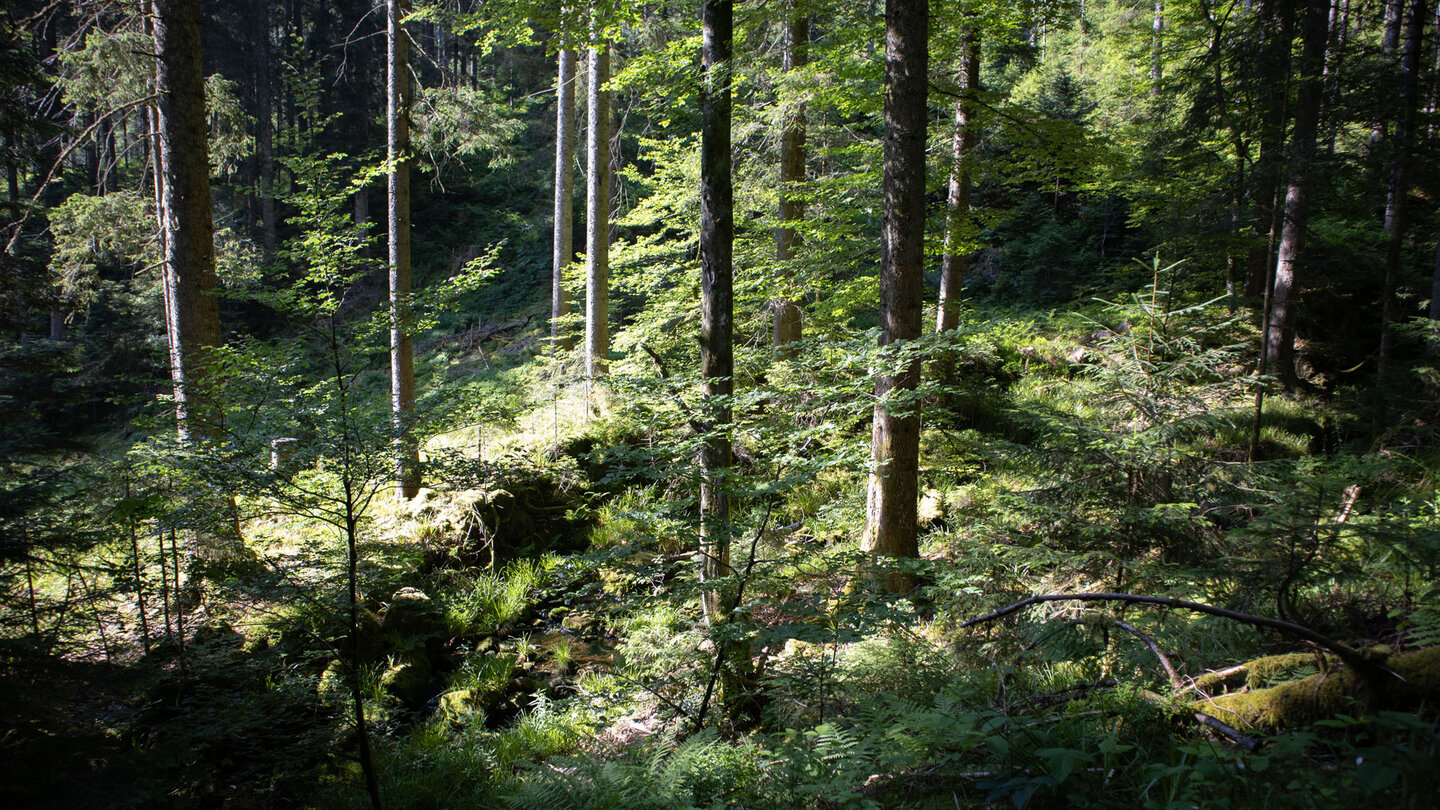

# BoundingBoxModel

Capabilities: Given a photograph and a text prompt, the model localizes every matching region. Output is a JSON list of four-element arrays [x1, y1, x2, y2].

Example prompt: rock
[[561, 611, 604, 637], [381, 588, 447, 639], [436, 688, 480, 724], [192, 618, 242, 647], [381, 656, 435, 707]]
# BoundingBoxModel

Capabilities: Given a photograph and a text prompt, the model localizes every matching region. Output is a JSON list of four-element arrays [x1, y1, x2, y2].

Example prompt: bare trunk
[[256, 0, 277, 262], [864, 0, 928, 593], [553, 48, 576, 352], [1373, 0, 1405, 148], [935, 29, 979, 338], [773, 13, 807, 354], [584, 44, 611, 386], [1150, 0, 1164, 93], [388, 0, 419, 500], [1322, 0, 1351, 154], [1266, 0, 1331, 389], [1244, 0, 1294, 300], [154, 0, 223, 441], [1375, 0, 1429, 424], [700, 0, 734, 626], [1429, 235, 1440, 321], [128, 490, 151, 655]]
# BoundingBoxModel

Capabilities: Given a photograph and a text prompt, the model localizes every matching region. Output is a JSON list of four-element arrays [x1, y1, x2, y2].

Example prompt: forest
[[2, 0, 1439, 807]]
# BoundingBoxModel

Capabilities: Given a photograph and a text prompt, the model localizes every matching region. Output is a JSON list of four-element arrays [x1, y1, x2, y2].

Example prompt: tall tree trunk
[[864, 0, 927, 594], [584, 43, 610, 387], [935, 28, 979, 340], [1373, 0, 1405, 148], [1429, 234, 1440, 322], [1321, 0, 1351, 155], [1266, 0, 1331, 389], [699, 0, 734, 626], [1245, 0, 1295, 300], [553, 48, 576, 353], [154, 0, 222, 441], [1374, 0, 1429, 427], [388, 0, 419, 500], [155, 0, 243, 559], [1151, 0, 1165, 93], [256, 0, 277, 262], [773, 12, 807, 354]]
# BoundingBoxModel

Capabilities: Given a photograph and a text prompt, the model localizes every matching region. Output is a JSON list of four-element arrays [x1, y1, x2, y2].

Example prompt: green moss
[[1194, 653, 1328, 694], [1202, 646, 1440, 729]]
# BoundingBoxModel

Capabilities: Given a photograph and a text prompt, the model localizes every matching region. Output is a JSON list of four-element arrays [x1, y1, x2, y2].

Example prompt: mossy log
[[1193, 652, 1336, 694], [1200, 646, 1440, 729]]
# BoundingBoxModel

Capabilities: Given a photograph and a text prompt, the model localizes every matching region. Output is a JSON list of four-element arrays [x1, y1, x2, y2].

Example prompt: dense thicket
[[2, 1, 1440, 807]]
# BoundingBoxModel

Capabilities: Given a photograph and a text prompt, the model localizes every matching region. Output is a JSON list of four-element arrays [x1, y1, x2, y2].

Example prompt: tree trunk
[[935, 28, 979, 339], [864, 0, 927, 593], [773, 12, 807, 354], [1429, 235, 1440, 322], [1151, 0, 1164, 93], [1374, 0, 1429, 424], [1373, 0, 1405, 148], [154, 0, 224, 445], [553, 48, 576, 353], [1266, 0, 1330, 390], [699, 0, 734, 626], [388, 0, 419, 500], [256, 0, 277, 262], [1244, 0, 1295, 301], [584, 43, 611, 386]]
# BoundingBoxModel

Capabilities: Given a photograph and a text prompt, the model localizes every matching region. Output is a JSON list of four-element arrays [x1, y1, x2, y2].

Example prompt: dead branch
[[958, 592, 1378, 678], [1194, 711, 1261, 752], [1112, 618, 1181, 690]]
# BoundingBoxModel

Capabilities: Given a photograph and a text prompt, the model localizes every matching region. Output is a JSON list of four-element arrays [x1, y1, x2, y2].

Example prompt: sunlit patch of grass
[[435, 556, 554, 636]]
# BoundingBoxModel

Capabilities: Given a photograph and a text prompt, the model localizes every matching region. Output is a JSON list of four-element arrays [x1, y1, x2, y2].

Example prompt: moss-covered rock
[[380, 588, 446, 639], [381, 656, 435, 708], [436, 688, 480, 724], [192, 618, 243, 647], [1202, 646, 1440, 729]]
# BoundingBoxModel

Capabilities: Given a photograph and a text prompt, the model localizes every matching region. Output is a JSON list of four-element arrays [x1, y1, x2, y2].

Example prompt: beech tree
[[388, 0, 419, 499], [864, 0, 927, 593]]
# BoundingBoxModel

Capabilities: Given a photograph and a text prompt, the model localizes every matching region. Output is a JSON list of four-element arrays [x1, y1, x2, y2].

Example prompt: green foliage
[[438, 557, 552, 636]]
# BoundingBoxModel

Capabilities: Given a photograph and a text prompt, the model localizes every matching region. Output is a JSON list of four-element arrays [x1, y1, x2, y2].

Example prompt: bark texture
[[1266, 0, 1330, 388], [388, 0, 419, 499], [1243, 0, 1295, 300], [699, 0, 734, 625], [552, 48, 577, 352], [584, 44, 611, 383], [935, 29, 979, 337], [773, 13, 807, 354], [153, 0, 221, 440], [1375, 0, 1429, 422], [864, 0, 927, 593]]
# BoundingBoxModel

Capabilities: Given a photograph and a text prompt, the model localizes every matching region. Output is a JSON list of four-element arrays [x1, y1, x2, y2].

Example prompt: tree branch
[[958, 592, 1379, 677]]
